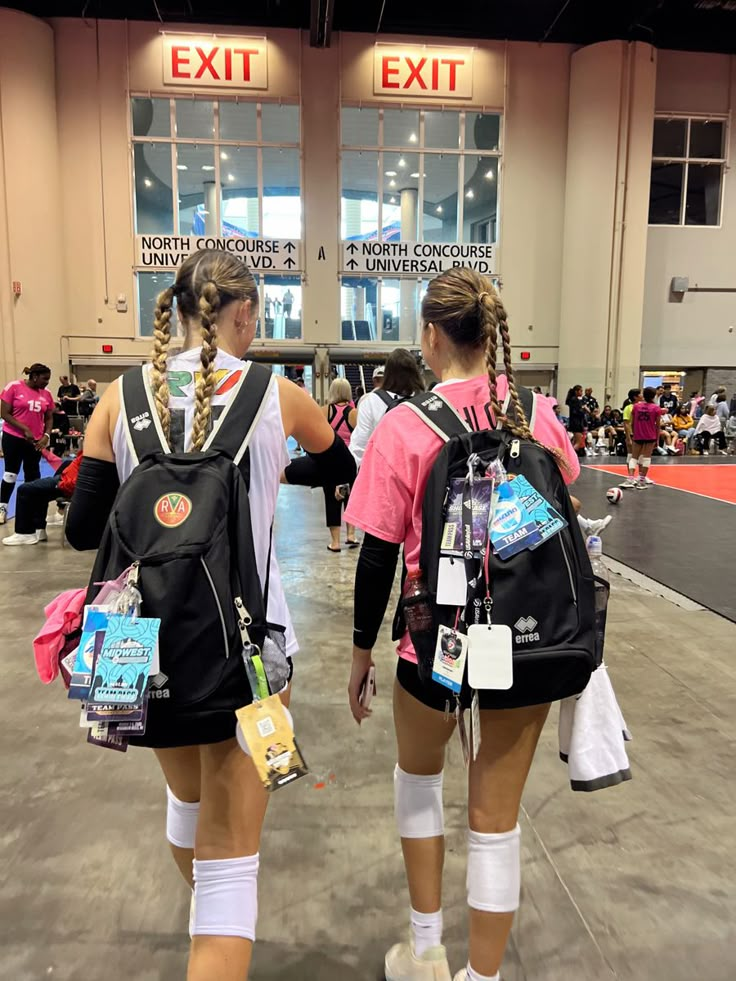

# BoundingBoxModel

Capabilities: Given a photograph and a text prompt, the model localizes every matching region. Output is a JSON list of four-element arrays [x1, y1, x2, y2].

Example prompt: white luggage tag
[[467, 624, 513, 690], [436, 556, 468, 607]]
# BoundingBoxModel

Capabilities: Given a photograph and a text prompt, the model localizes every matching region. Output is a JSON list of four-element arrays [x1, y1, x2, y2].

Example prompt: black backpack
[[86, 363, 273, 711], [404, 386, 598, 709]]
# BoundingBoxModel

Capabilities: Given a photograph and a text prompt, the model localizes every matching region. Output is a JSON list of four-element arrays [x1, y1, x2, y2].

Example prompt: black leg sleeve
[[65, 458, 120, 551], [353, 533, 401, 651]]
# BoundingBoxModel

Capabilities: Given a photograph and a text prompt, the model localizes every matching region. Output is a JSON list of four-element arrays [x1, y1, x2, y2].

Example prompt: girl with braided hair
[[344, 268, 579, 981], [66, 249, 354, 980]]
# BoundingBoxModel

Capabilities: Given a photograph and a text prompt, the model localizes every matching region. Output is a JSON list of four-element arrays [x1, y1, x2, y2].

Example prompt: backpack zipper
[[510, 439, 521, 458], [234, 596, 252, 646], [558, 536, 577, 606], [200, 558, 229, 658]]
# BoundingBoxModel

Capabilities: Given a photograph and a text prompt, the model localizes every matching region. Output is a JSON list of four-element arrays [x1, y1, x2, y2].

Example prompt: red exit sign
[[374, 44, 474, 99], [162, 36, 268, 90]]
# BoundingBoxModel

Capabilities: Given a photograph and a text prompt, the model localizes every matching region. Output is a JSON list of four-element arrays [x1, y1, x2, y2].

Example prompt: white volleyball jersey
[[112, 348, 298, 655]]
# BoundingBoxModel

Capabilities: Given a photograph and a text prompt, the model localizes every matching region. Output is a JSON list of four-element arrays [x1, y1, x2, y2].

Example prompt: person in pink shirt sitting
[[344, 268, 579, 981], [0, 363, 55, 524]]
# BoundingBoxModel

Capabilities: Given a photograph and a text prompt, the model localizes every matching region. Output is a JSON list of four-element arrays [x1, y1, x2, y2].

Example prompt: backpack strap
[[120, 367, 170, 465], [374, 389, 395, 409], [500, 383, 535, 433], [403, 390, 472, 442], [204, 361, 274, 465]]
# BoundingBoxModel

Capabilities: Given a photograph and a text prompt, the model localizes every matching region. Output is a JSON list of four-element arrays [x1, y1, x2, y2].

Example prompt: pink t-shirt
[[632, 401, 663, 443], [328, 402, 355, 448], [0, 380, 55, 440], [345, 375, 580, 662]]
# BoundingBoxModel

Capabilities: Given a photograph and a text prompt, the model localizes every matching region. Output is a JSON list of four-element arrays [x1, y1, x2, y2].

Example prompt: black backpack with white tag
[[87, 362, 273, 713], [404, 385, 598, 709]]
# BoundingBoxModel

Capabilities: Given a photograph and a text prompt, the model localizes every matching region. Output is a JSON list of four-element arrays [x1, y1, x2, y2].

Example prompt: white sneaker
[[619, 478, 637, 488], [718, 449, 728, 456], [453, 972, 467, 981], [578, 515, 613, 537], [2, 532, 38, 546], [384, 940, 452, 981], [46, 512, 64, 526], [645, 476, 655, 485], [36, 529, 48, 542], [0, 505, 6, 525]]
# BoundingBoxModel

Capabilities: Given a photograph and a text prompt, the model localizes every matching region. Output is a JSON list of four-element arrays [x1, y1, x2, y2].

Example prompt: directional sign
[[136, 235, 302, 274], [342, 240, 496, 276]]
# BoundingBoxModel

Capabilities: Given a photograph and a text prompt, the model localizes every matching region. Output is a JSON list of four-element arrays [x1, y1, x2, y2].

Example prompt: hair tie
[[478, 291, 489, 302]]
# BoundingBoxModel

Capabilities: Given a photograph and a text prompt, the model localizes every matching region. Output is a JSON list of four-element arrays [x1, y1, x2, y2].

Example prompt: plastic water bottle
[[586, 536, 610, 665], [402, 570, 436, 681]]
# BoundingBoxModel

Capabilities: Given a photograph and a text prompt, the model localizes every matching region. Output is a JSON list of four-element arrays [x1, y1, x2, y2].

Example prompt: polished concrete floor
[[1, 487, 735, 981]]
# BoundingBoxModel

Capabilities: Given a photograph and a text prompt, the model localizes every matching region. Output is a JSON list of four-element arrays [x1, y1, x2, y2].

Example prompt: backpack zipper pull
[[234, 596, 252, 646], [510, 439, 521, 459]]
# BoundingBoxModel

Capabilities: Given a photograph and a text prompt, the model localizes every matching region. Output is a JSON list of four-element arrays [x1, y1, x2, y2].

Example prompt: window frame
[[339, 104, 503, 347], [648, 113, 729, 229], [129, 94, 303, 339]]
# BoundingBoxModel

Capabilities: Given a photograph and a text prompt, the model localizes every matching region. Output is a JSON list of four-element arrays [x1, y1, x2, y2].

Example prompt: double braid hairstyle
[[421, 268, 572, 474], [149, 249, 258, 451]]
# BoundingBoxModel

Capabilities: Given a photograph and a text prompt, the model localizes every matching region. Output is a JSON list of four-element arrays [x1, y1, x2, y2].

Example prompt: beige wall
[[643, 50, 736, 367], [0, 8, 68, 385]]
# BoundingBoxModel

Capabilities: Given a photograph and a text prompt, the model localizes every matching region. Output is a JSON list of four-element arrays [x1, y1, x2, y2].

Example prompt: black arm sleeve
[[65, 458, 120, 551], [353, 533, 401, 650], [283, 432, 357, 488]]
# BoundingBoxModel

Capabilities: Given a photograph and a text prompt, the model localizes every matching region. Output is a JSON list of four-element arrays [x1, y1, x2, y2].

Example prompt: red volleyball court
[[585, 463, 736, 506]]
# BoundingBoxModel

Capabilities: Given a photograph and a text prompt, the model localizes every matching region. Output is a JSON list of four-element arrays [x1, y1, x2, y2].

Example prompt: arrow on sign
[[284, 257, 296, 269], [346, 243, 359, 254], [284, 242, 296, 253], [346, 258, 358, 270]]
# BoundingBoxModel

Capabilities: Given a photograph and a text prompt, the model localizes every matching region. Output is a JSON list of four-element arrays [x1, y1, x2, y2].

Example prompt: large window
[[131, 97, 301, 337], [341, 107, 501, 342], [648, 115, 727, 226]]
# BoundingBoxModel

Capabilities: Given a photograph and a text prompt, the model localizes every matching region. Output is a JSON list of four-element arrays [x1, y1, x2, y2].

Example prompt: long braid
[[151, 285, 175, 443], [479, 293, 504, 424], [191, 280, 220, 451]]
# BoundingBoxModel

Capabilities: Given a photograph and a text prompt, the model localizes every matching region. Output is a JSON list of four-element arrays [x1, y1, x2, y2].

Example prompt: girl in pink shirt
[[345, 269, 579, 981], [0, 363, 55, 524]]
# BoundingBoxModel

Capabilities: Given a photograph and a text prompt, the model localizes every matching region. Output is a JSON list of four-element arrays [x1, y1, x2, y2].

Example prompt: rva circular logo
[[154, 493, 192, 528]]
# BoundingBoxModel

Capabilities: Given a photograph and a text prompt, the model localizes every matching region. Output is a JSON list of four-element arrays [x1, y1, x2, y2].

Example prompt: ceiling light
[[389, 196, 396, 204], [202, 165, 215, 171], [398, 157, 406, 168], [409, 132, 418, 143], [389, 179, 396, 188], [227, 173, 235, 182], [143, 178, 152, 188], [410, 172, 427, 179], [385, 170, 397, 177], [436, 205, 443, 214], [466, 188, 475, 199], [177, 164, 188, 171], [220, 151, 229, 160], [485, 169, 495, 180]]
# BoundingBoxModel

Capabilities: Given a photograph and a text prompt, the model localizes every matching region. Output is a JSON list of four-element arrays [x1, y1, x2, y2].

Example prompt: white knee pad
[[639, 457, 652, 469], [192, 854, 259, 940], [466, 824, 521, 913], [2, 472, 17, 484], [166, 786, 200, 849], [394, 765, 444, 839]]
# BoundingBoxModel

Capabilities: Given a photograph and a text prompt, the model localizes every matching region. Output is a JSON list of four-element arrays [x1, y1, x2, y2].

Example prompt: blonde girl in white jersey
[[69, 250, 355, 980]]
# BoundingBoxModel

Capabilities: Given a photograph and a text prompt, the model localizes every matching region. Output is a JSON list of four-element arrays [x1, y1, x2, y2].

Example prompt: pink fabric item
[[632, 402, 663, 443], [41, 448, 64, 471], [33, 588, 87, 684], [329, 402, 355, 448], [0, 380, 54, 440], [345, 374, 580, 663]]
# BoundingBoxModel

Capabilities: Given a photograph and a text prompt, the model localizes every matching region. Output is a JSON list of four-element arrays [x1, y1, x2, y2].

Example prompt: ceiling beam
[[310, 0, 335, 47]]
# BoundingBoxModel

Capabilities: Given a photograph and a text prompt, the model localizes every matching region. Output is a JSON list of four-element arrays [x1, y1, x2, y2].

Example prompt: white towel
[[558, 663, 632, 792]]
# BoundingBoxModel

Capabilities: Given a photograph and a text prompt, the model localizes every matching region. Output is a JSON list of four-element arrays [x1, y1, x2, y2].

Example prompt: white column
[[204, 182, 217, 236], [558, 41, 656, 406], [399, 188, 418, 342]]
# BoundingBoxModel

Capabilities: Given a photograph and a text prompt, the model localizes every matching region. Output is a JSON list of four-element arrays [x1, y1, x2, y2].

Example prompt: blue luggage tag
[[85, 615, 159, 724], [507, 474, 567, 547], [68, 608, 110, 700], [491, 480, 542, 559]]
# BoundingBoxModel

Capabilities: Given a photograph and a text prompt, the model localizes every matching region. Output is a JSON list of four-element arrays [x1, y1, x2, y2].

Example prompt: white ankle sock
[[466, 965, 500, 981], [410, 907, 443, 956]]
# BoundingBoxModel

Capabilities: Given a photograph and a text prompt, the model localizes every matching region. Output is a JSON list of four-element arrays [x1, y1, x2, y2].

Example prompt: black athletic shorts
[[129, 657, 294, 749], [396, 653, 584, 711], [633, 439, 656, 446]]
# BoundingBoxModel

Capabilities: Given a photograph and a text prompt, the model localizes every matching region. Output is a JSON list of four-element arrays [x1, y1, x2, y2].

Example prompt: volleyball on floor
[[606, 487, 623, 504]]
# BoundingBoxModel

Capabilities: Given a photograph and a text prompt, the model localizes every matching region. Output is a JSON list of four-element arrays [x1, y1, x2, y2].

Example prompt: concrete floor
[[1, 486, 735, 981]]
